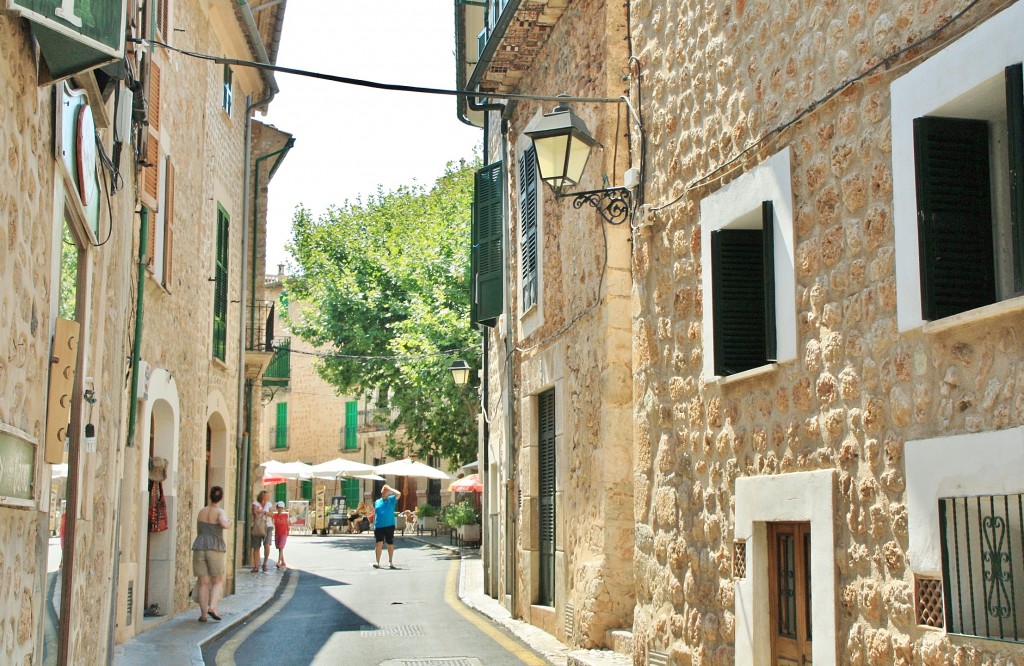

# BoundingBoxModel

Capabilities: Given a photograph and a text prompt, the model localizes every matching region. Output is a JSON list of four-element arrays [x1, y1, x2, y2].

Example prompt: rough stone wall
[[630, 0, 1024, 663], [0, 12, 137, 664], [483, 0, 636, 647]]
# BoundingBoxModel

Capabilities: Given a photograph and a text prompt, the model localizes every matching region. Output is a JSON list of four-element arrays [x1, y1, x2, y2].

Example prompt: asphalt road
[[203, 534, 548, 666]]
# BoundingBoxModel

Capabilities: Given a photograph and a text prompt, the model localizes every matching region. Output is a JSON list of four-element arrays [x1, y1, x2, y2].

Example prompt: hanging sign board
[[0, 424, 37, 508], [3, 0, 127, 79]]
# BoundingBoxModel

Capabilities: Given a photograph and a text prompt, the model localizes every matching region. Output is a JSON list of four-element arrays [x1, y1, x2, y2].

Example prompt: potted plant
[[447, 500, 481, 545], [417, 502, 439, 534]]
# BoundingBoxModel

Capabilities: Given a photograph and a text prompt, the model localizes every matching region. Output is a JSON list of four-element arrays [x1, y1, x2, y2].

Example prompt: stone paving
[[113, 535, 630, 666]]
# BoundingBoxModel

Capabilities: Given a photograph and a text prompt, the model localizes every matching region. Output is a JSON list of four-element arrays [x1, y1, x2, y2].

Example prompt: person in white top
[[250, 490, 275, 572]]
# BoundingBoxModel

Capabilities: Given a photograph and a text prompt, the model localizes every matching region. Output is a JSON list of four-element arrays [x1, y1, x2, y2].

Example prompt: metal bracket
[[562, 187, 633, 225]]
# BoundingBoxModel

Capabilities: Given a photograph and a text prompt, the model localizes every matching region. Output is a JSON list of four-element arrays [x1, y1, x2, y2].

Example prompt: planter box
[[457, 523, 481, 545], [418, 516, 438, 535]]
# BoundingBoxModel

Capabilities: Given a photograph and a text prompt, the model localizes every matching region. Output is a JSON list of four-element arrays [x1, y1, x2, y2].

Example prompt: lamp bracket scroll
[[563, 187, 633, 226]]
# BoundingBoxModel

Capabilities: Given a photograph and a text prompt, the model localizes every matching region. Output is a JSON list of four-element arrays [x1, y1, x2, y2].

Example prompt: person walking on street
[[373, 484, 402, 569], [192, 486, 230, 622], [250, 490, 274, 572], [272, 501, 290, 569]]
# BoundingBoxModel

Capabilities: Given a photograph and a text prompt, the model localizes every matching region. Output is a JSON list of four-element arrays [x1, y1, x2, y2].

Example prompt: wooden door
[[768, 522, 812, 665]]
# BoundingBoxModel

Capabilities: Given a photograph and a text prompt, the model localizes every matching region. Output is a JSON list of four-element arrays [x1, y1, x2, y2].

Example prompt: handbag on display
[[148, 480, 169, 533]]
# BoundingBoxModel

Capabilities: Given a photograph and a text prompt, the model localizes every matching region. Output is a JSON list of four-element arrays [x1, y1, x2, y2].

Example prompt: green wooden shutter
[[1007, 64, 1024, 292], [472, 161, 503, 326], [913, 116, 996, 320], [275, 483, 286, 503], [344, 401, 358, 450], [274, 402, 287, 449], [212, 206, 229, 360], [342, 477, 359, 511], [538, 388, 556, 607], [520, 147, 538, 310], [711, 229, 767, 376], [762, 201, 777, 362]]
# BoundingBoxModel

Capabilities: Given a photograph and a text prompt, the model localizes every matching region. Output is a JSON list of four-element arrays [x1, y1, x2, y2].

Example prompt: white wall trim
[[890, 2, 1024, 332], [699, 147, 796, 381], [734, 470, 836, 666], [905, 426, 1024, 574]]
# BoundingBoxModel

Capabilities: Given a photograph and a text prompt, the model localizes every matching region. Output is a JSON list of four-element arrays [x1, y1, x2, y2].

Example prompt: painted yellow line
[[216, 570, 300, 666], [444, 559, 546, 665]]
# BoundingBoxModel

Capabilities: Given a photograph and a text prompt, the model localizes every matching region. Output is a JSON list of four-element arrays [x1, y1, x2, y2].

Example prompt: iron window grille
[[939, 492, 1024, 642]]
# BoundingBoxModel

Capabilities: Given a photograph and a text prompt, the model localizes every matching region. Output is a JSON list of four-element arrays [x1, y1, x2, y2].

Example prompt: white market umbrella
[[350, 473, 385, 481], [372, 458, 451, 480], [309, 457, 374, 479], [261, 460, 314, 479]]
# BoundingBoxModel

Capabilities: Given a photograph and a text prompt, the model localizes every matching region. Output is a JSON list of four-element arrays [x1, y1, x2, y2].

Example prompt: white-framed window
[[906, 427, 1024, 642], [222, 64, 233, 116], [891, 3, 1024, 332], [700, 147, 796, 381]]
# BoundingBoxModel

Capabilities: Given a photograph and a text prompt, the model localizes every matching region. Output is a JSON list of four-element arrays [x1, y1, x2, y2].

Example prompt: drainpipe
[[126, 208, 148, 449], [234, 0, 279, 111], [235, 94, 271, 565], [250, 137, 295, 345]]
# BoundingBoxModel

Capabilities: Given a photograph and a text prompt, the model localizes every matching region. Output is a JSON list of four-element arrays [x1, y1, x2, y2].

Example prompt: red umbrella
[[449, 473, 483, 493]]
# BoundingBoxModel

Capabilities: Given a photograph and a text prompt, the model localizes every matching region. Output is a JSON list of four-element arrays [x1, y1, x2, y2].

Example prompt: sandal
[[250, 566, 258, 573], [208, 610, 222, 621], [262, 564, 268, 572], [198, 616, 207, 623]]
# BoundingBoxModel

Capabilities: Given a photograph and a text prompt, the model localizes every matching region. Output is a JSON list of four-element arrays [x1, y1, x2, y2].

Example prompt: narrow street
[[203, 536, 548, 665]]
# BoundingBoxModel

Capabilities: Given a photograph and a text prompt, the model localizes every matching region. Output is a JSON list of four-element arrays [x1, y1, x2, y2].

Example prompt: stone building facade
[[459, 0, 637, 649], [0, 0, 288, 661], [461, 0, 1024, 663]]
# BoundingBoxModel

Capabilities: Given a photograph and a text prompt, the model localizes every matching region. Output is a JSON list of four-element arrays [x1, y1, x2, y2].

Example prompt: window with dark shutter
[[520, 146, 539, 311], [913, 116, 996, 320], [163, 157, 174, 288], [538, 388, 556, 607], [212, 206, 229, 361], [1007, 63, 1024, 292], [711, 201, 776, 376], [471, 161, 503, 326]]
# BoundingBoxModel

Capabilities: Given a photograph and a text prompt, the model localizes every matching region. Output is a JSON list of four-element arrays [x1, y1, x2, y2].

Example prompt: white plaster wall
[[890, 2, 1024, 332], [734, 469, 836, 666], [699, 147, 796, 381], [905, 426, 1024, 575]]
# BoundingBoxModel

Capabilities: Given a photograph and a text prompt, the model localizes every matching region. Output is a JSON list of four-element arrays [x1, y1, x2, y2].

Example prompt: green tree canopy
[[285, 159, 481, 466]]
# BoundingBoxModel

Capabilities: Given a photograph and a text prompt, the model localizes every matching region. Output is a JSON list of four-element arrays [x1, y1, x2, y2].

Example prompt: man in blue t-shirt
[[373, 484, 402, 569]]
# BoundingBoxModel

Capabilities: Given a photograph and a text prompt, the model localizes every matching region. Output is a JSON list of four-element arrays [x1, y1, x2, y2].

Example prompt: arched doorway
[[143, 397, 177, 619]]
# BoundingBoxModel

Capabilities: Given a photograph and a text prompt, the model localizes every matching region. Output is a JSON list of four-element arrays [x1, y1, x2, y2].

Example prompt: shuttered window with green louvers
[[471, 161, 503, 326], [344, 401, 358, 450], [538, 387, 556, 607], [212, 206, 229, 361], [274, 402, 288, 449], [520, 146, 538, 312], [711, 201, 777, 376]]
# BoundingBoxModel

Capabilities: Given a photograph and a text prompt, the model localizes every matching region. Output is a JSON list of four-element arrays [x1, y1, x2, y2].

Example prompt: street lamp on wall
[[524, 94, 642, 226], [449, 359, 472, 386]]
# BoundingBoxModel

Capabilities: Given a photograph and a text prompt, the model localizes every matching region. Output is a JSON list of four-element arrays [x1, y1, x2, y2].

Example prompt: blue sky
[[261, 0, 482, 271]]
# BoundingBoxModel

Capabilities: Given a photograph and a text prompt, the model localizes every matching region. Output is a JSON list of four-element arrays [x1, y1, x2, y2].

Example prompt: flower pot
[[418, 516, 438, 535], [457, 523, 481, 544]]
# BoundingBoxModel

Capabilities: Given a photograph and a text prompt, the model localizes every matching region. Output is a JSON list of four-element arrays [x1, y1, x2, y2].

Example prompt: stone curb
[[191, 568, 291, 664]]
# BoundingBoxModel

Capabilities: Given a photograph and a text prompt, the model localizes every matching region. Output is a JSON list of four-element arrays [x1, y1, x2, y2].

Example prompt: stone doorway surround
[[734, 469, 837, 665]]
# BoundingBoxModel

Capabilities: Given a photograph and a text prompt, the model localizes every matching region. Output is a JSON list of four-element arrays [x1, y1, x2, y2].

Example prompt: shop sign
[[4, 0, 127, 78], [0, 424, 37, 508]]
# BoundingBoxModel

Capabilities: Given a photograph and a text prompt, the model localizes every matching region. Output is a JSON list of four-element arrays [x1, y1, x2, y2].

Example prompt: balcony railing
[[359, 408, 392, 432], [246, 300, 276, 352], [269, 426, 288, 450], [940, 493, 1024, 642], [263, 337, 291, 387]]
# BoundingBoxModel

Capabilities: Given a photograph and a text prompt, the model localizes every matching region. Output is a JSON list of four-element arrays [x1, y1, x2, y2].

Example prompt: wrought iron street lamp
[[524, 95, 637, 226]]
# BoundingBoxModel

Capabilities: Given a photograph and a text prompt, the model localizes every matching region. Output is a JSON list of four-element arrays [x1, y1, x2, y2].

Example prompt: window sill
[[709, 362, 779, 386], [922, 296, 1024, 335], [211, 357, 229, 371], [271, 446, 290, 452]]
